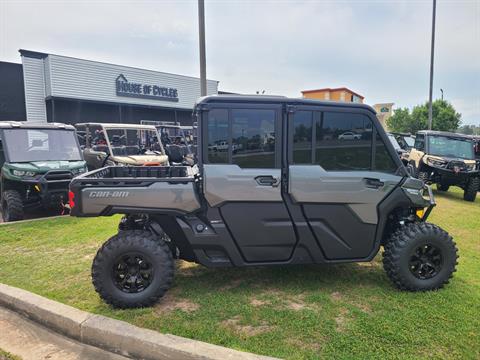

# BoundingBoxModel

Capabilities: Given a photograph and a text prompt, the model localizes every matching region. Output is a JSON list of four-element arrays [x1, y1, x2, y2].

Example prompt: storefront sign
[[115, 74, 179, 102], [380, 107, 390, 113]]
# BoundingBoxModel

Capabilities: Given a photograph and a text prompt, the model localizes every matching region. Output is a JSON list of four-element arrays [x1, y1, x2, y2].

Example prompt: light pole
[[198, 0, 207, 97], [428, 0, 437, 130], [440, 88, 444, 101]]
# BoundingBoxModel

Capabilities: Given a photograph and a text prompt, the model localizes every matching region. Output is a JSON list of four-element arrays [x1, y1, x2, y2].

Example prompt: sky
[[0, 0, 479, 125]]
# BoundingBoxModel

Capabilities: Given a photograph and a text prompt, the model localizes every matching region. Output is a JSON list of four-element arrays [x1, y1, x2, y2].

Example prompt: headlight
[[12, 170, 36, 177], [71, 167, 87, 175], [466, 163, 476, 171], [426, 158, 447, 167]]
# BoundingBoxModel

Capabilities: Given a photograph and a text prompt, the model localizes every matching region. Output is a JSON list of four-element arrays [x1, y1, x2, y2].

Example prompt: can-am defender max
[[408, 130, 479, 202], [75, 123, 169, 170], [1, 122, 86, 222], [70, 95, 458, 308]]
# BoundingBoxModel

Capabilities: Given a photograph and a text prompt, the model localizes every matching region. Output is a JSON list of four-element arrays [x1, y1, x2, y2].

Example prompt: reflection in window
[[207, 109, 229, 163], [292, 111, 313, 164], [315, 112, 372, 171], [232, 109, 275, 168]]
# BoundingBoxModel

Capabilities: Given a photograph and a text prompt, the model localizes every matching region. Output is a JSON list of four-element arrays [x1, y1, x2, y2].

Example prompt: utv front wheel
[[2, 190, 24, 222], [463, 178, 479, 202], [383, 223, 458, 291], [92, 230, 174, 308]]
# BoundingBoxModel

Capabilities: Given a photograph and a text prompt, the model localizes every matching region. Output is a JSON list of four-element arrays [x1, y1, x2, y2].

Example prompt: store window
[[232, 109, 275, 168], [315, 112, 372, 171], [292, 111, 313, 164]]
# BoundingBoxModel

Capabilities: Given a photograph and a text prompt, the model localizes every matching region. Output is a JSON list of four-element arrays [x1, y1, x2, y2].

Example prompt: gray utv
[[70, 95, 458, 308]]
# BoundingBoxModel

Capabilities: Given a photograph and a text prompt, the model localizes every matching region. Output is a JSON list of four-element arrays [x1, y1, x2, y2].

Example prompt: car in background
[[338, 131, 361, 140], [75, 123, 169, 170]]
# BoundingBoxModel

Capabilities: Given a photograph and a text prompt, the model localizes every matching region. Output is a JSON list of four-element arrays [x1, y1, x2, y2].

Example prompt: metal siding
[[21, 56, 47, 123], [48, 55, 218, 109], [43, 57, 52, 97]]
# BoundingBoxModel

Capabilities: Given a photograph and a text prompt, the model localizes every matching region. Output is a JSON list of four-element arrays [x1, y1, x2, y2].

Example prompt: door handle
[[364, 178, 384, 189], [255, 175, 279, 187]]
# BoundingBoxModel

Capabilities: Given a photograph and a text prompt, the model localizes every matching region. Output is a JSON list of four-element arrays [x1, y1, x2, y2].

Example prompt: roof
[[75, 123, 158, 130], [0, 121, 75, 130], [196, 94, 375, 113], [301, 87, 365, 99], [417, 130, 474, 140]]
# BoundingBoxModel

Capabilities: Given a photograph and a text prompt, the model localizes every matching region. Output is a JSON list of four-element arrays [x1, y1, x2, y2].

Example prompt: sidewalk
[[0, 307, 128, 360]]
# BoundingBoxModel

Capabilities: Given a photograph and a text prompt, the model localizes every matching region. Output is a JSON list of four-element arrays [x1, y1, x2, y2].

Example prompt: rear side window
[[207, 109, 229, 163], [206, 108, 277, 168], [232, 109, 275, 168], [292, 111, 313, 164], [316, 112, 372, 171]]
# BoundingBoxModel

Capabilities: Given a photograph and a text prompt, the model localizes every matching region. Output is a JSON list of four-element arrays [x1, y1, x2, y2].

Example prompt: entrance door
[[288, 109, 403, 260], [203, 106, 296, 262]]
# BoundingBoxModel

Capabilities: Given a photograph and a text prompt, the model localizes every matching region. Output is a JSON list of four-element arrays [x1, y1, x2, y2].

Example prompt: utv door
[[202, 106, 297, 262], [288, 108, 403, 260]]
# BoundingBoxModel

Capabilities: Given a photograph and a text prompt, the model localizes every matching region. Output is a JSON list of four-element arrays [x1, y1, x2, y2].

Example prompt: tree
[[386, 100, 461, 133]]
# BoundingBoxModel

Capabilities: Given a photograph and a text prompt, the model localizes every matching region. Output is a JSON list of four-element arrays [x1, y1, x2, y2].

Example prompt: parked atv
[[409, 130, 479, 201], [70, 95, 458, 308], [140, 121, 196, 165], [0, 122, 86, 222], [75, 123, 169, 170]]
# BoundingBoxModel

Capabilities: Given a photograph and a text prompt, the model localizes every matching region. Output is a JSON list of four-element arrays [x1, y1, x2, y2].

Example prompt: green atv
[[0, 122, 87, 222]]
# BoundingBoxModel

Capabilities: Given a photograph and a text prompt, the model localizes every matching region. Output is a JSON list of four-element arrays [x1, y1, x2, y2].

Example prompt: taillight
[[68, 191, 75, 209]]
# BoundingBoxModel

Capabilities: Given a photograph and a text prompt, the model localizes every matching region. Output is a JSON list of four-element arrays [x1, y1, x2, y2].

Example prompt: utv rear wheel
[[2, 190, 24, 222], [383, 222, 458, 291], [92, 230, 174, 308], [437, 183, 449, 192], [463, 178, 479, 202]]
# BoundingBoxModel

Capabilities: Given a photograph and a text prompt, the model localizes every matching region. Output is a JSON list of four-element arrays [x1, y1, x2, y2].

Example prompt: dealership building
[[0, 50, 218, 125]]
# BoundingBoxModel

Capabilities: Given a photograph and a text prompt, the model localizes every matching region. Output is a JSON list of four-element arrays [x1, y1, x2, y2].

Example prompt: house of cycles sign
[[115, 74, 179, 102]]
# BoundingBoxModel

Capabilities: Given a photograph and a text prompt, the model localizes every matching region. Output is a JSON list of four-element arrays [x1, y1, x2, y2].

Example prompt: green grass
[[0, 349, 21, 360], [0, 188, 478, 359]]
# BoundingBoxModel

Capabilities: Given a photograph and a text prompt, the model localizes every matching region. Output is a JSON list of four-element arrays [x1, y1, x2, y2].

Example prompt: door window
[[292, 111, 313, 164], [375, 132, 398, 172], [316, 112, 372, 171], [414, 134, 425, 151], [206, 108, 277, 168]]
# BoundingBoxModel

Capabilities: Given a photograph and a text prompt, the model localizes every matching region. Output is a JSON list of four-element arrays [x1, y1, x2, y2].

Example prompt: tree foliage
[[387, 100, 461, 134]]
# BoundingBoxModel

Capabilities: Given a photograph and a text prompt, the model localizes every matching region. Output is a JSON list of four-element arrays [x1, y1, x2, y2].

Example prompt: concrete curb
[[0, 284, 278, 360]]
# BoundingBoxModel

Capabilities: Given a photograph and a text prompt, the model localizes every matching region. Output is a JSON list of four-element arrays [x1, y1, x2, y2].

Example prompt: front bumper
[[21, 171, 73, 208]]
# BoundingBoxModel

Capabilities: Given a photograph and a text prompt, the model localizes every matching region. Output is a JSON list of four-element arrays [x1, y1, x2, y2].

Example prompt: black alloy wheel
[[409, 244, 443, 280], [113, 253, 154, 293]]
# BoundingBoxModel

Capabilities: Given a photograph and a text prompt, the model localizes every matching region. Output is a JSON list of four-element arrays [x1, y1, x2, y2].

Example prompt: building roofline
[[18, 49, 219, 83], [301, 87, 365, 99]]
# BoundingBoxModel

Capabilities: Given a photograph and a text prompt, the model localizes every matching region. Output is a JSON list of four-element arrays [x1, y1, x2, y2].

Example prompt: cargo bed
[[69, 166, 200, 217]]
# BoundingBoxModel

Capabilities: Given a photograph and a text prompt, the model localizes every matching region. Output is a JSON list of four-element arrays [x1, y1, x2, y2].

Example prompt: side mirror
[[406, 164, 415, 177]]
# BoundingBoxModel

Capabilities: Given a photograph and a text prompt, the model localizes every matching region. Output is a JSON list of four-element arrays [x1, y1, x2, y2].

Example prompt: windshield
[[428, 136, 474, 159], [159, 126, 194, 153], [3, 129, 82, 162], [105, 128, 162, 157], [387, 134, 401, 150]]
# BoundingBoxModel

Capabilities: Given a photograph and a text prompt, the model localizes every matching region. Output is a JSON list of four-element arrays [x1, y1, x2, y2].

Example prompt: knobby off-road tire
[[92, 230, 174, 308], [383, 222, 458, 291], [463, 177, 479, 202], [437, 182, 450, 192], [2, 190, 24, 222]]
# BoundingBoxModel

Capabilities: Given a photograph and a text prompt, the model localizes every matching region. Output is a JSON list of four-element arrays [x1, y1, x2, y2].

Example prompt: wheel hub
[[409, 244, 443, 280], [113, 253, 154, 293]]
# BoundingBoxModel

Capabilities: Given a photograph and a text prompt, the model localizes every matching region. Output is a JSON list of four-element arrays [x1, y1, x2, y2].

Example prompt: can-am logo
[[88, 191, 130, 198], [115, 74, 179, 102]]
